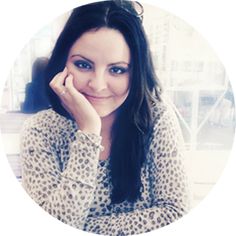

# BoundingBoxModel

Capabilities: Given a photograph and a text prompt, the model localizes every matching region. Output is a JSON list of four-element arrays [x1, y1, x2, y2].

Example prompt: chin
[[96, 109, 117, 119], [98, 112, 113, 118]]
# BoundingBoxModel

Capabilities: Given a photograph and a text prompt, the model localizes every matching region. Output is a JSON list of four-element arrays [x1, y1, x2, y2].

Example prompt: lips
[[83, 93, 111, 102]]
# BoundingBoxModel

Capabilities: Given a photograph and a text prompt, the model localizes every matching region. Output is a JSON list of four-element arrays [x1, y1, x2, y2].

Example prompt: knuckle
[[64, 83, 70, 89], [49, 80, 54, 87], [65, 81, 72, 89]]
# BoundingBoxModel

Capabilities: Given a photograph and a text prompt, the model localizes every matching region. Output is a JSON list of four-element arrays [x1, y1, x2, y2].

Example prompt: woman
[[21, 1, 190, 235]]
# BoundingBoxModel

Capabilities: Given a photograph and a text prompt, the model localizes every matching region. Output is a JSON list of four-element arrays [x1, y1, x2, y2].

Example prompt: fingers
[[65, 73, 76, 95], [49, 67, 68, 96], [49, 68, 84, 109]]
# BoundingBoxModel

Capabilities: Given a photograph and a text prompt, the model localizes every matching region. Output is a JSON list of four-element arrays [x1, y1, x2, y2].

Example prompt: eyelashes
[[73, 60, 92, 70], [73, 60, 129, 75], [109, 67, 128, 75]]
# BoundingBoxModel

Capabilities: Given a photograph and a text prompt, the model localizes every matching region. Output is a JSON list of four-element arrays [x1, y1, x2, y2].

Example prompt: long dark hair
[[45, 0, 162, 204]]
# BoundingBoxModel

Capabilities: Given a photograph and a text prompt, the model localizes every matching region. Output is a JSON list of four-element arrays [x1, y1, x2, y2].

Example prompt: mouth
[[83, 93, 111, 101]]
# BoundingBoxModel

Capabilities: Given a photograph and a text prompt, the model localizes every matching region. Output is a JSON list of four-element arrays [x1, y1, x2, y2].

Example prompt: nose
[[88, 70, 107, 92]]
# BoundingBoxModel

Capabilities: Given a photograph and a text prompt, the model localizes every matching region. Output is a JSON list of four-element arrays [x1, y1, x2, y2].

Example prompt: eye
[[73, 60, 92, 70], [109, 66, 128, 75]]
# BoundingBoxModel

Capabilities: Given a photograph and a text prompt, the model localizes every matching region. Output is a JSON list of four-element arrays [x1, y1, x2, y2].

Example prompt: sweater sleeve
[[83, 104, 190, 235], [21, 116, 103, 229]]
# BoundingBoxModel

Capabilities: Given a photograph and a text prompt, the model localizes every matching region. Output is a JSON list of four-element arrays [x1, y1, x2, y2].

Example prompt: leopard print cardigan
[[20, 99, 190, 235]]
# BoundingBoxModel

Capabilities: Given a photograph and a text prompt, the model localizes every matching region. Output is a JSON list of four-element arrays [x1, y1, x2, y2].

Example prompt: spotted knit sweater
[[21, 99, 190, 235]]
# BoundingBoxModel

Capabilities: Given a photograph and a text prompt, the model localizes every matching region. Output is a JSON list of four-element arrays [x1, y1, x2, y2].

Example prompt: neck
[[99, 112, 116, 160], [100, 112, 116, 137]]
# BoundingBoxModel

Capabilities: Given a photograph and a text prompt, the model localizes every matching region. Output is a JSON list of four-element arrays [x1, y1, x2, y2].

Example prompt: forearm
[[84, 201, 187, 235], [21, 128, 103, 229]]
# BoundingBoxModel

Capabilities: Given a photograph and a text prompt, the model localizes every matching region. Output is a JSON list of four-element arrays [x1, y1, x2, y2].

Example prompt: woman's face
[[66, 27, 130, 118]]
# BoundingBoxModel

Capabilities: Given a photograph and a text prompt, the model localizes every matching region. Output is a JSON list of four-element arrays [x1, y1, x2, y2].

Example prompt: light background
[[0, 0, 236, 236], [1, 0, 234, 210]]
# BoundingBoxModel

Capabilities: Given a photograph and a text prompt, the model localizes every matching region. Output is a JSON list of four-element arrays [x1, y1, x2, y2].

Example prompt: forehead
[[69, 27, 130, 63]]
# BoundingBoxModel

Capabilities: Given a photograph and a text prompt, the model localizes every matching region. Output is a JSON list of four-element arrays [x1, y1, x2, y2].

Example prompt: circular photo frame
[[0, 1, 235, 235]]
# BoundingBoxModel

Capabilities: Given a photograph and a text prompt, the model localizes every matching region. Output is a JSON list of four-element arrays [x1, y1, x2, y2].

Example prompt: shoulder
[[150, 96, 178, 128], [145, 97, 186, 177], [148, 95, 184, 152]]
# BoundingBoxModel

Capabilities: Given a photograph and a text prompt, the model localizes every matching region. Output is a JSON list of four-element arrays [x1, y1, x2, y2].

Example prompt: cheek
[[72, 78, 83, 91], [72, 75, 89, 92], [112, 78, 130, 97], [66, 65, 88, 91]]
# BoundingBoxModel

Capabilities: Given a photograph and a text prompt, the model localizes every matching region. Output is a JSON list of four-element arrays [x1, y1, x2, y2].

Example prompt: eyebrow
[[71, 54, 130, 67]]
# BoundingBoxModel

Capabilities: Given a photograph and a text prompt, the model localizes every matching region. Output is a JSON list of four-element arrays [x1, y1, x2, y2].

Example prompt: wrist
[[80, 128, 101, 136], [74, 117, 101, 135], [78, 123, 101, 136], [76, 130, 104, 152]]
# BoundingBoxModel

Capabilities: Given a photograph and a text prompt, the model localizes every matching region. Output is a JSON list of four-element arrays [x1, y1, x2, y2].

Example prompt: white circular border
[[0, 0, 235, 235]]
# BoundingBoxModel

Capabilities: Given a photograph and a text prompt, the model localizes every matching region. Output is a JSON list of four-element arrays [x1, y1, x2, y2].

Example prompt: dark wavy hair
[[45, 0, 162, 204]]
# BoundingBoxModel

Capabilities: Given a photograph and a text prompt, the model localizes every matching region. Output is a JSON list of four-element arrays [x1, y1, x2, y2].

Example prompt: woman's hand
[[49, 67, 101, 135]]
